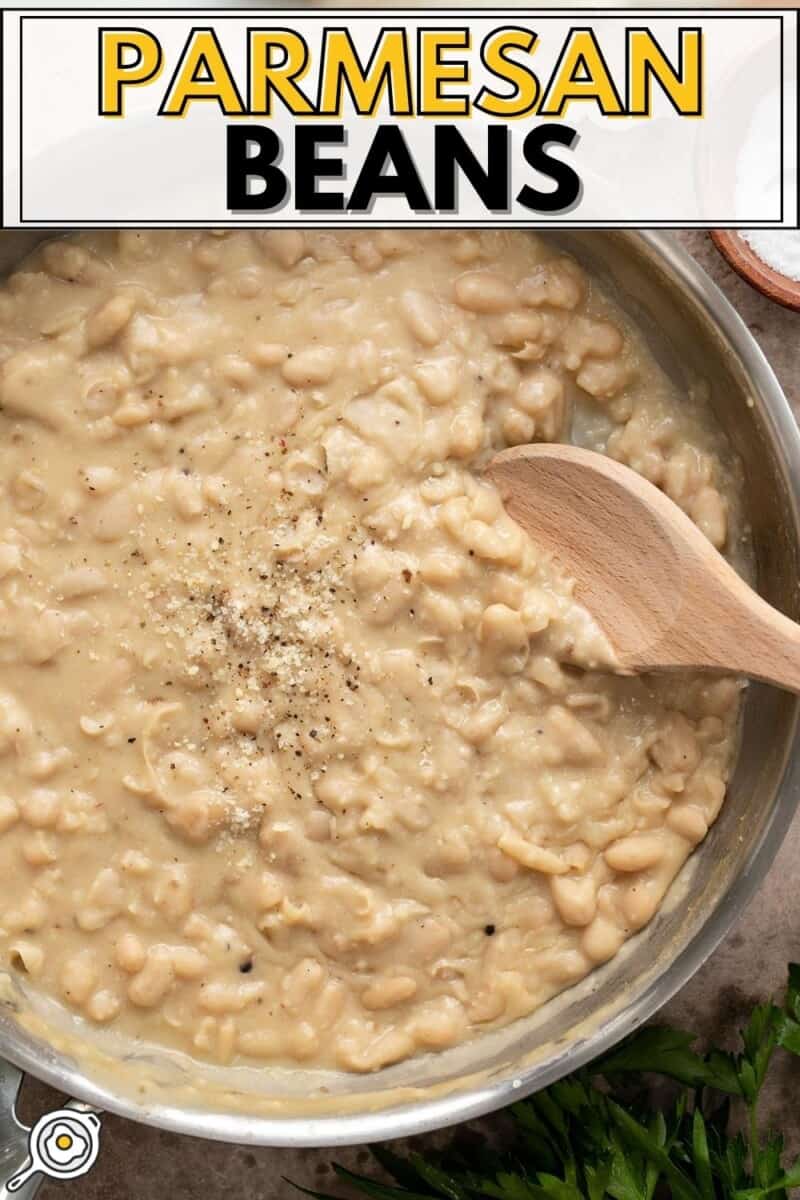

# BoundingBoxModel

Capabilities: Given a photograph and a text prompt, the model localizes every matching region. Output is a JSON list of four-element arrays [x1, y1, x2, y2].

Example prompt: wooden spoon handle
[[637, 529, 800, 692], [695, 580, 800, 693]]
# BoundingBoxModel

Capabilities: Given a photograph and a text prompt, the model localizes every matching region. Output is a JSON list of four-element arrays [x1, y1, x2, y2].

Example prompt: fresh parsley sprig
[[294, 964, 800, 1200]]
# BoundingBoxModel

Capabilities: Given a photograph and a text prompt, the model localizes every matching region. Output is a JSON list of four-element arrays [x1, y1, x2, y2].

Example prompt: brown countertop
[[18, 229, 800, 1200]]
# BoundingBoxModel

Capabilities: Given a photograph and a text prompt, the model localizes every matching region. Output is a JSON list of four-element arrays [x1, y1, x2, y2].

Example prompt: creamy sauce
[[0, 230, 741, 1072]]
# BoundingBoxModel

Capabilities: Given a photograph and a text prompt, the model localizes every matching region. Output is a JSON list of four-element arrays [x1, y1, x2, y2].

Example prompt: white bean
[[61, 949, 98, 1006], [281, 347, 338, 388], [199, 980, 265, 1014], [362, 975, 417, 1010], [413, 358, 460, 405], [497, 832, 568, 875], [454, 271, 516, 314], [582, 916, 624, 963], [398, 290, 443, 346], [604, 833, 665, 873], [86, 294, 136, 349], [550, 874, 597, 927], [171, 945, 209, 980], [116, 931, 147, 974], [87, 989, 121, 1023], [257, 230, 307, 269], [128, 946, 175, 1007]]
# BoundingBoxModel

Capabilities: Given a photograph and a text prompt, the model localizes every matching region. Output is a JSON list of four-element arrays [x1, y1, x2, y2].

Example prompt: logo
[[6, 1109, 101, 1192]]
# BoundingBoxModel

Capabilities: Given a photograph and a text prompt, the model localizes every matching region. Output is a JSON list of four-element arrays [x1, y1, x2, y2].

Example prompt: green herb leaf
[[692, 1109, 715, 1200], [405, 1154, 469, 1200], [371, 1148, 434, 1194], [596, 1027, 740, 1094], [739, 1004, 783, 1101], [608, 1100, 703, 1200], [777, 1019, 800, 1057], [333, 1164, 441, 1200]]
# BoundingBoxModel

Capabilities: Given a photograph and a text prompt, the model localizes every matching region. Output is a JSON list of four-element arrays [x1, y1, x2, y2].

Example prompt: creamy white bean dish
[[0, 231, 742, 1073]]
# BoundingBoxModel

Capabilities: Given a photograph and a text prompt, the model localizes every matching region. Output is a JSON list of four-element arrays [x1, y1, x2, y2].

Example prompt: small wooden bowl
[[710, 231, 800, 313]]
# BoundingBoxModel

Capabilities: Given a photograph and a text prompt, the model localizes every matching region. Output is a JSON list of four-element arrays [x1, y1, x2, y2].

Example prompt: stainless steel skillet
[[0, 231, 796, 1171]]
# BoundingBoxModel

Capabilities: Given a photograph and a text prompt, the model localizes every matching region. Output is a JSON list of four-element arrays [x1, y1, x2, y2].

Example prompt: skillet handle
[[0, 1063, 42, 1200]]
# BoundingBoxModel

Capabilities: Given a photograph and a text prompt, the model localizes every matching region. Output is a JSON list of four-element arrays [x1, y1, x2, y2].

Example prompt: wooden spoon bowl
[[711, 231, 800, 312]]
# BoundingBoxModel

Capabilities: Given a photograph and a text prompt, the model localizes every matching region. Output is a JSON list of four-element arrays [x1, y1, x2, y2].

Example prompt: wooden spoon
[[485, 442, 800, 692]]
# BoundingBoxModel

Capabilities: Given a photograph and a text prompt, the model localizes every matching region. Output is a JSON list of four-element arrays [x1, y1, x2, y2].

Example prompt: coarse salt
[[741, 231, 800, 283]]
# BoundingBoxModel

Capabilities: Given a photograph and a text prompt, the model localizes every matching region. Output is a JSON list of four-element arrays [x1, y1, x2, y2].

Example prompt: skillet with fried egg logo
[[6, 1108, 101, 1191]]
